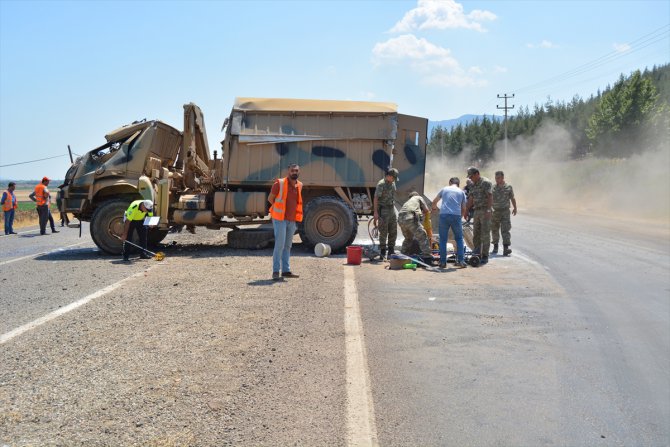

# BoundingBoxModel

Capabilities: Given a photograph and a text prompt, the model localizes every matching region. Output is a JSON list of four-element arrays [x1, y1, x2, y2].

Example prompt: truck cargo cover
[[234, 97, 397, 114]]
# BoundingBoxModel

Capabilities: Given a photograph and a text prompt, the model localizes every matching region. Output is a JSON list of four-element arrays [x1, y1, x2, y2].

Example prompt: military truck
[[60, 98, 428, 254]]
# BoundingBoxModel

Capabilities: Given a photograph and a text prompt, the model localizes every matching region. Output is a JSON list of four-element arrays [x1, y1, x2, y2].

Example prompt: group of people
[[375, 166, 517, 268], [266, 163, 517, 280], [1, 178, 71, 236]]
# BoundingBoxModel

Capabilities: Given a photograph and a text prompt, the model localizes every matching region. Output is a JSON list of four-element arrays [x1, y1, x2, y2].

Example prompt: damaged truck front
[[61, 98, 428, 255]]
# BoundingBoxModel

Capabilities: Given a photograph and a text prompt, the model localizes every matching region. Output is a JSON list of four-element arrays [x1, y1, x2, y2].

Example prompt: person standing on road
[[121, 199, 153, 262], [398, 191, 433, 264], [29, 177, 54, 235], [373, 168, 399, 260], [465, 167, 493, 265], [1, 182, 18, 235], [46, 190, 59, 234], [432, 177, 468, 269], [491, 171, 517, 256], [268, 164, 303, 281], [56, 188, 70, 227]]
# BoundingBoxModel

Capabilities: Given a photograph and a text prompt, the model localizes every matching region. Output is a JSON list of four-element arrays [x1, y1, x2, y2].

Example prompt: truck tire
[[227, 228, 275, 250], [147, 228, 169, 247], [299, 196, 357, 253], [90, 199, 132, 255]]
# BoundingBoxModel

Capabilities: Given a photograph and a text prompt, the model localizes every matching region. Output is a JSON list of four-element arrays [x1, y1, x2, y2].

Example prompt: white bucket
[[314, 243, 331, 257]]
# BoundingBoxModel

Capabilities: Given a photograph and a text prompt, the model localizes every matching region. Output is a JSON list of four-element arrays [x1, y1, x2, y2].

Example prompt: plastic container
[[346, 245, 363, 265], [314, 243, 331, 257]]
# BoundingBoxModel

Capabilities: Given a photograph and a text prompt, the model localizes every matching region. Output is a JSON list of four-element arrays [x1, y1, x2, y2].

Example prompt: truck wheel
[[90, 199, 131, 255], [227, 228, 275, 250], [147, 228, 169, 247], [299, 196, 357, 253]]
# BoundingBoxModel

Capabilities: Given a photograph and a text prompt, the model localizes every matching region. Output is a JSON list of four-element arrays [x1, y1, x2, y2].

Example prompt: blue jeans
[[272, 219, 297, 273], [439, 214, 465, 264], [4, 209, 15, 234]]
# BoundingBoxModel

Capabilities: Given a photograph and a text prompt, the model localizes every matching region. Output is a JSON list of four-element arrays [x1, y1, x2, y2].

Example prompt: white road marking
[[344, 266, 379, 447], [512, 250, 542, 268], [0, 270, 147, 345], [0, 241, 88, 266], [0, 228, 40, 237]]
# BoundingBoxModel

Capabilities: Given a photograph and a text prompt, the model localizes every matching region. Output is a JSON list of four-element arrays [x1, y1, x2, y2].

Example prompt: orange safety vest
[[34, 184, 48, 206], [2, 190, 17, 211], [270, 177, 303, 222]]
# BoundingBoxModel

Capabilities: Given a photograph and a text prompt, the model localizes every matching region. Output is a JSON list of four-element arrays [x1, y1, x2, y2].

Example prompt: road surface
[[1, 212, 668, 445], [361, 210, 669, 446]]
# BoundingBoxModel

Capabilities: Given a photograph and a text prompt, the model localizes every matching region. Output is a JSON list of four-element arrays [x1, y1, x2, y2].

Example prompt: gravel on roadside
[[1, 229, 348, 446]]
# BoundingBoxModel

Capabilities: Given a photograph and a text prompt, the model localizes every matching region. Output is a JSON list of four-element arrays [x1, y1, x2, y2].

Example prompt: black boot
[[492, 243, 498, 254], [379, 248, 386, 260], [503, 245, 512, 256]]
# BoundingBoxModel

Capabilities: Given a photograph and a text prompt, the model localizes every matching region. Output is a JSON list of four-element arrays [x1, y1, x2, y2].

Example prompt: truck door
[[393, 114, 428, 200]]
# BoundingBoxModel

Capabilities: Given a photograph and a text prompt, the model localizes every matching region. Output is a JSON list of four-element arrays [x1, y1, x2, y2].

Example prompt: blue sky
[[1, 0, 668, 180]]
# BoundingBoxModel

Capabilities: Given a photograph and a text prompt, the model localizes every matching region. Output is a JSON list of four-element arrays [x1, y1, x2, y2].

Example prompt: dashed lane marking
[[0, 270, 147, 345], [344, 266, 379, 447], [0, 241, 89, 266]]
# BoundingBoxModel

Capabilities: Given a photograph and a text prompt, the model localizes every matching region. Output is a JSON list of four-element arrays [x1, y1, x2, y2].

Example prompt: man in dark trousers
[[29, 177, 58, 235], [121, 199, 153, 261]]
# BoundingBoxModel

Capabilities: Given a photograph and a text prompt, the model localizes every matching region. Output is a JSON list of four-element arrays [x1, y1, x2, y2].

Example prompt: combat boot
[[379, 248, 386, 260], [492, 243, 499, 254], [503, 245, 512, 256], [480, 256, 489, 265]]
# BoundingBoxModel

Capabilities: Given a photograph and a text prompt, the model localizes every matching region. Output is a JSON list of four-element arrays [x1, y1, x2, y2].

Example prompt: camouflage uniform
[[491, 183, 514, 246], [375, 178, 397, 253], [470, 176, 493, 257], [398, 195, 431, 257]]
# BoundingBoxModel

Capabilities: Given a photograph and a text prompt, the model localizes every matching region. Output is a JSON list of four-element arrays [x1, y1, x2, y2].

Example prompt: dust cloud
[[424, 120, 670, 223]]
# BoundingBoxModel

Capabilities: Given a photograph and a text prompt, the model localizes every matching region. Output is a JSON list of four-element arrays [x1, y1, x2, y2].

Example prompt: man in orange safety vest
[[268, 164, 303, 281]]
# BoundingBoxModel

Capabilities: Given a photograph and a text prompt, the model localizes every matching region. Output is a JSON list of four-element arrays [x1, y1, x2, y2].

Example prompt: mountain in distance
[[428, 114, 503, 135]]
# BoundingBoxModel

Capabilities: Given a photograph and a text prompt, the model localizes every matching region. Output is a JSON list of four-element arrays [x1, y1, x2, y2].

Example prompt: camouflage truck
[[60, 98, 428, 254]]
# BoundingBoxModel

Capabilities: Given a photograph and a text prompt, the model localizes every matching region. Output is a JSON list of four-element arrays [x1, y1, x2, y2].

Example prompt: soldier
[[373, 168, 399, 260], [398, 192, 433, 264], [491, 171, 517, 256], [465, 167, 493, 265]]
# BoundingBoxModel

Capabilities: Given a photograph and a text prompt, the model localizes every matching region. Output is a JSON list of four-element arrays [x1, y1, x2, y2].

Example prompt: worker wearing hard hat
[[121, 199, 153, 262]]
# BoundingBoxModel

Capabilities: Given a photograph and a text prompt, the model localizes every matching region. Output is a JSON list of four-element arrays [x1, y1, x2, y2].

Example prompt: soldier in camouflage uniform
[[373, 168, 399, 259], [398, 192, 433, 264], [465, 166, 493, 265], [491, 171, 517, 256]]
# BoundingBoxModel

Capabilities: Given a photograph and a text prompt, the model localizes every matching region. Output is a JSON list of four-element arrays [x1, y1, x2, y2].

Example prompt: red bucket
[[346, 245, 363, 265]]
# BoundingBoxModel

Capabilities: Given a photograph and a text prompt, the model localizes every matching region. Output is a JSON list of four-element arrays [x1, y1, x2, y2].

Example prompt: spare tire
[[227, 228, 275, 250], [299, 196, 357, 253]]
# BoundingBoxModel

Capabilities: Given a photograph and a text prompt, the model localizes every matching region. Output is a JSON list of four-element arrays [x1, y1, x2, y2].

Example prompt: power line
[[0, 154, 69, 168], [513, 24, 669, 95]]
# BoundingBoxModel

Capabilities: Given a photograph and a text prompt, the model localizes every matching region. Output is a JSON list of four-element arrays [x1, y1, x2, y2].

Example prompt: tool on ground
[[391, 253, 439, 271], [113, 234, 165, 261]]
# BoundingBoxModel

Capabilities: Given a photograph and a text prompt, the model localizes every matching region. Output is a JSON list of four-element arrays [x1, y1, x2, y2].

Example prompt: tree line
[[428, 63, 670, 162]]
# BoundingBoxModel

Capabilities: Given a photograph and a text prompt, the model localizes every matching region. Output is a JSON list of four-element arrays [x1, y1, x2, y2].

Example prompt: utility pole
[[497, 93, 515, 164]]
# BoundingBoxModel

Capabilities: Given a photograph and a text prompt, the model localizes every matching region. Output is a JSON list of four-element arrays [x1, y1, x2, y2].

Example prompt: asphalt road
[[2, 213, 668, 445], [0, 223, 142, 334], [360, 210, 670, 446]]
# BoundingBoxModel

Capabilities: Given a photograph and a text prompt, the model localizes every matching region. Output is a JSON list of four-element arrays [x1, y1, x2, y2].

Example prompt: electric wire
[[0, 154, 69, 168], [513, 24, 669, 95]]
